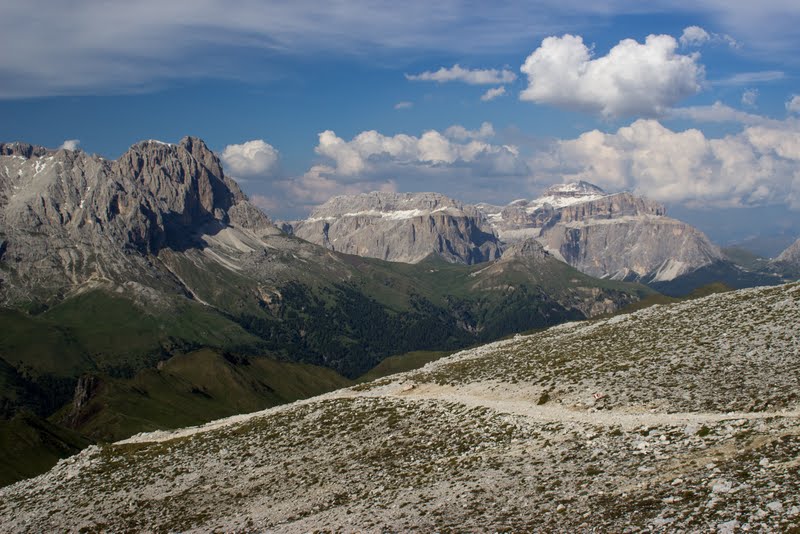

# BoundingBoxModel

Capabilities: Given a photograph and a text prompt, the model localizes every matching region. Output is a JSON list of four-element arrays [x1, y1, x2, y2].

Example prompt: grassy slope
[[41, 290, 266, 373], [0, 308, 91, 378], [357, 350, 455, 383], [57, 348, 352, 443], [648, 260, 783, 297], [0, 412, 93, 487], [722, 246, 770, 270]]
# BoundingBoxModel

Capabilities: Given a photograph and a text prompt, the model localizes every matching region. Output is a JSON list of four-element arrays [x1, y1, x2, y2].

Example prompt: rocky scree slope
[[2, 282, 798, 532], [287, 191, 502, 264]]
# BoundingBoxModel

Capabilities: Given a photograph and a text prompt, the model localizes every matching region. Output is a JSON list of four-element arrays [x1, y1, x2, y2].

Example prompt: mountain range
[[0, 137, 649, 485], [0, 135, 798, 488], [285, 181, 797, 295]]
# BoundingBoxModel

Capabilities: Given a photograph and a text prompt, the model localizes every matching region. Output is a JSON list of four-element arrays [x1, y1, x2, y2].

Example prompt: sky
[[2, 1, 800, 248]]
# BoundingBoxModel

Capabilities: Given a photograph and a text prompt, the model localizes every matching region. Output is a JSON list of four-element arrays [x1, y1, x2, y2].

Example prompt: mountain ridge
[[288, 191, 502, 264], [287, 182, 732, 289], [0, 137, 650, 484]]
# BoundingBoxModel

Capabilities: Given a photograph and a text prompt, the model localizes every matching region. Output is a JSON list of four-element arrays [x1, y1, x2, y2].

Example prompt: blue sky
[[1, 1, 799, 246]]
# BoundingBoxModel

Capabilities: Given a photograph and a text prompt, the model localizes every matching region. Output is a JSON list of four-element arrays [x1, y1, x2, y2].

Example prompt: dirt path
[[363, 382, 800, 429], [119, 379, 800, 445]]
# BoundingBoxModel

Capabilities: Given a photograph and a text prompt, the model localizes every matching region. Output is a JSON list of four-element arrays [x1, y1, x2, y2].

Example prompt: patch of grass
[[63, 349, 352, 442], [357, 350, 454, 383], [42, 290, 264, 375], [0, 411, 93, 487]]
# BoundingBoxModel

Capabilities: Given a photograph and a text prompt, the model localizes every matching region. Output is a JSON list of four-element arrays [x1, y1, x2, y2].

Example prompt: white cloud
[[787, 95, 800, 114], [519, 33, 704, 118], [480, 86, 506, 101], [714, 71, 785, 86], [679, 25, 737, 48], [534, 119, 800, 208], [2, 2, 799, 98], [221, 139, 279, 177], [679, 26, 710, 47], [741, 89, 758, 108], [394, 101, 413, 110], [668, 101, 781, 127], [406, 64, 516, 85], [249, 193, 280, 214], [314, 127, 524, 177], [59, 139, 80, 151], [444, 122, 495, 141], [278, 165, 397, 210]]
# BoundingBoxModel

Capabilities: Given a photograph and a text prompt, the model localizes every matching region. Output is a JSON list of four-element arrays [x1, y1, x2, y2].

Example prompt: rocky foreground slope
[[3, 282, 798, 532], [288, 191, 502, 264]]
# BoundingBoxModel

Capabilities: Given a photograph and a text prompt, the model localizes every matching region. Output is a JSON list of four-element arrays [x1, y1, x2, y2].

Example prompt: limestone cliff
[[291, 192, 502, 264], [481, 182, 721, 282], [0, 137, 276, 304]]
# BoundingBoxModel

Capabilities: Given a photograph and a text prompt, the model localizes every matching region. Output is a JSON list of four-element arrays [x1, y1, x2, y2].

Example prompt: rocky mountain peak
[[775, 237, 800, 265], [0, 141, 52, 159], [479, 184, 715, 283], [0, 135, 275, 304], [542, 180, 606, 198], [112, 135, 252, 231], [293, 191, 501, 264], [499, 238, 549, 262], [308, 191, 465, 221]]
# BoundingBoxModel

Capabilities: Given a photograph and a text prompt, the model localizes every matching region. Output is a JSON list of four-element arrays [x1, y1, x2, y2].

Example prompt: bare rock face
[[775, 238, 800, 265], [0, 137, 275, 305], [498, 238, 549, 262], [482, 182, 721, 282], [292, 192, 502, 264], [537, 215, 722, 282]]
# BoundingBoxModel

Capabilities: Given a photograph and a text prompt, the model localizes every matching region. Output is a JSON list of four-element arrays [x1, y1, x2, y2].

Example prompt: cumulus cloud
[[519, 34, 704, 118], [278, 165, 397, 210], [480, 86, 506, 101], [59, 139, 80, 151], [406, 64, 516, 85], [221, 140, 279, 177], [679, 25, 737, 48], [314, 126, 524, 177], [444, 122, 495, 141], [257, 125, 529, 216], [668, 101, 781, 127], [679, 26, 710, 47], [787, 95, 800, 114], [534, 119, 800, 208], [394, 101, 413, 110], [741, 89, 758, 108]]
